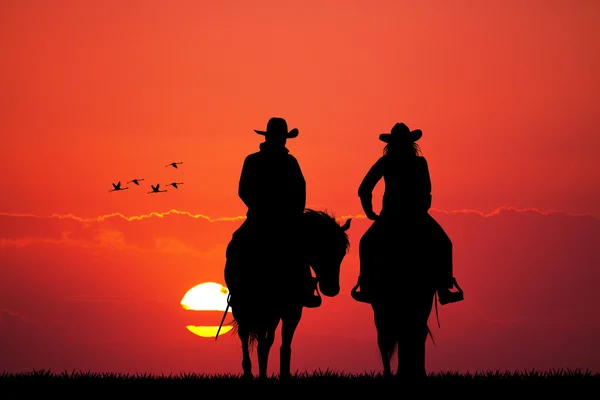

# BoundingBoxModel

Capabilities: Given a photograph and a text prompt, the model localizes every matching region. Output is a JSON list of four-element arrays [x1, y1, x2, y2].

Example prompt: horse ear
[[340, 218, 351, 231]]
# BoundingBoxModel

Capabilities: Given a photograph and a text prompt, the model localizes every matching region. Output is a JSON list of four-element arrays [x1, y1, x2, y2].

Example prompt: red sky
[[1, 0, 599, 375]]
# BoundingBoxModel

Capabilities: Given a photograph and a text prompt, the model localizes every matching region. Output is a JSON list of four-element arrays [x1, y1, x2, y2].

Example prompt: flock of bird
[[108, 161, 184, 194]]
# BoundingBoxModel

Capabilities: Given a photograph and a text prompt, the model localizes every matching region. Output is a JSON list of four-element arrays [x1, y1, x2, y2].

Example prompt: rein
[[215, 293, 231, 341], [434, 292, 440, 328]]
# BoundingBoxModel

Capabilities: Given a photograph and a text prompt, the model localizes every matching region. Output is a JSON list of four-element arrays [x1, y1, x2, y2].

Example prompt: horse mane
[[303, 208, 350, 252]]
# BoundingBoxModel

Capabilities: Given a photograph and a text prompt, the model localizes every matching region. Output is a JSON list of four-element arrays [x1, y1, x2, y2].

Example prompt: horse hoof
[[382, 372, 394, 382], [243, 372, 254, 381], [279, 373, 292, 381]]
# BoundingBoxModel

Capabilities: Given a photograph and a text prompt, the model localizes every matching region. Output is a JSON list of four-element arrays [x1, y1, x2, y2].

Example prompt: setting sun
[[181, 282, 231, 311], [181, 282, 233, 338], [186, 325, 233, 338]]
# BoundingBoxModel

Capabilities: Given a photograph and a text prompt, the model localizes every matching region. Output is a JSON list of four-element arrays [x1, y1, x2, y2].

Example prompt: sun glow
[[181, 281, 231, 311], [186, 325, 233, 337], [181, 282, 233, 338]]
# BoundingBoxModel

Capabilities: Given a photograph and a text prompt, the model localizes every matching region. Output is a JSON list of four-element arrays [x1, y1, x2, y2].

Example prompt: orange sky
[[1, 0, 600, 375]]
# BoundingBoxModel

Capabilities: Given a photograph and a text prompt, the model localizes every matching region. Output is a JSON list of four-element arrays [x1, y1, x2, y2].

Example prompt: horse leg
[[397, 324, 428, 384], [238, 326, 253, 380], [377, 330, 394, 379], [280, 306, 303, 380], [372, 303, 395, 378], [397, 291, 434, 384], [257, 330, 275, 379]]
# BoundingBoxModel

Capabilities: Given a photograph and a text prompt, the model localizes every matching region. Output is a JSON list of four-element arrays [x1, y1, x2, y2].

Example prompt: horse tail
[[229, 318, 261, 350], [388, 326, 434, 359], [229, 319, 239, 336], [387, 342, 399, 362]]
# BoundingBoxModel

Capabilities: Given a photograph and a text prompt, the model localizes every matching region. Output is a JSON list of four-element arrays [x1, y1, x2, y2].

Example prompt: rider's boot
[[302, 276, 322, 308]]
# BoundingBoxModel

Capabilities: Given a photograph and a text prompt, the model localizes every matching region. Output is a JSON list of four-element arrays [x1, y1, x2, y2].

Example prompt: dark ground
[[1, 369, 598, 397]]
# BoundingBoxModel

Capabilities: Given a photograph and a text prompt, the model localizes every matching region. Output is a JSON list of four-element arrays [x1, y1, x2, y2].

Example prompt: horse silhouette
[[357, 223, 438, 381], [224, 208, 351, 380]]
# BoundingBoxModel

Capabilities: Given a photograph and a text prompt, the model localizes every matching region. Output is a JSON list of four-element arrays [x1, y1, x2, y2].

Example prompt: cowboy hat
[[254, 117, 299, 139], [379, 122, 422, 143]]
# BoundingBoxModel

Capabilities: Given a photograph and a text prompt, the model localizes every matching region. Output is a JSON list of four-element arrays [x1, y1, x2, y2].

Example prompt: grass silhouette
[[1, 369, 597, 395]]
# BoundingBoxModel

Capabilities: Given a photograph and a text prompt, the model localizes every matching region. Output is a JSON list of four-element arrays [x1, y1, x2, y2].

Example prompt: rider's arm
[[420, 157, 432, 211], [358, 157, 384, 219], [289, 156, 306, 213], [238, 156, 256, 209]]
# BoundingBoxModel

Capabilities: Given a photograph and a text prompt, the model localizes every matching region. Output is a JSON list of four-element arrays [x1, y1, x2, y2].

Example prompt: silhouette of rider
[[352, 122, 459, 381], [225, 117, 318, 308], [355, 122, 455, 300]]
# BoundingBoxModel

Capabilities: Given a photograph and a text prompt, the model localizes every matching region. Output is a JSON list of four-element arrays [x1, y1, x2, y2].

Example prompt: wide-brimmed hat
[[379, 122, 422, 143], [254, 117, 299, 139]]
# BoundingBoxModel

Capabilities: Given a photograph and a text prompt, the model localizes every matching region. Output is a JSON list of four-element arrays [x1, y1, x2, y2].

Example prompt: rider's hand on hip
[[366, 211, 379, 221]]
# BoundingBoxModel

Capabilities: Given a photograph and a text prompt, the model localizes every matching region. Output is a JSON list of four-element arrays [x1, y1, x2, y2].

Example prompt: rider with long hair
[[357, 122, 454, 297], [354, 122, 457, 380]]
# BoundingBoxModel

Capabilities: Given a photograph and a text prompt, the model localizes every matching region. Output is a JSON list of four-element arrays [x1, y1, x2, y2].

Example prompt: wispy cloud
[[0, 205, 595, 224], [432, 206, 597, 219], [0, 206, 596, 253], [63, 295, 136, 303], [0, 209, 247, 223], [0, 309, 29, 325]]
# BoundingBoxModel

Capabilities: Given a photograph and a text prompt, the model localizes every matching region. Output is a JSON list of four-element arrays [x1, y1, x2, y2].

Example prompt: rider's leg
[[224, 257, 241, 307], [299, 265, 321, 308], [358, 221, 381, 300], [307, 274, 321, 307], [425, 215, 454, 290]]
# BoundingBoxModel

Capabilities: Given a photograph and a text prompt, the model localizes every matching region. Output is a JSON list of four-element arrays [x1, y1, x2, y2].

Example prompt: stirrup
[[437, 277, 464, 305], [350, 282, 371, 304], [303, 294, 322, 308]]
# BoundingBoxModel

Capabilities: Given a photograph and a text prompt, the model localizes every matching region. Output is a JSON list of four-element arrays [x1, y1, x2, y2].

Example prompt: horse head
[[302, 209, 352, 297]]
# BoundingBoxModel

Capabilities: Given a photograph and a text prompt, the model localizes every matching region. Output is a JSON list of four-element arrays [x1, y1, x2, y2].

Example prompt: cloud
[[64, 295, 136, 303], [1, 206, 592, 252], [0, 209, 246, 254], [0, 309, 30, 327]]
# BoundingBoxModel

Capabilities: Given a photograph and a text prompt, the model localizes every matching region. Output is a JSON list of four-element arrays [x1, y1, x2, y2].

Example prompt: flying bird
[[109, 181, 129, 192], [127, 178, 145, 186], [166, 182, 184, 189], [147, 183, 167, 194], [166, 162, 183, 169]]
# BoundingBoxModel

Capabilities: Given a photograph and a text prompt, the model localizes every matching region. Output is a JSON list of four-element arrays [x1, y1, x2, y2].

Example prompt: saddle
[[350, 278, 370, 303], [350, 275, 464, 329], [228, 276, 322, 309], [350, 276, 464, 305]]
